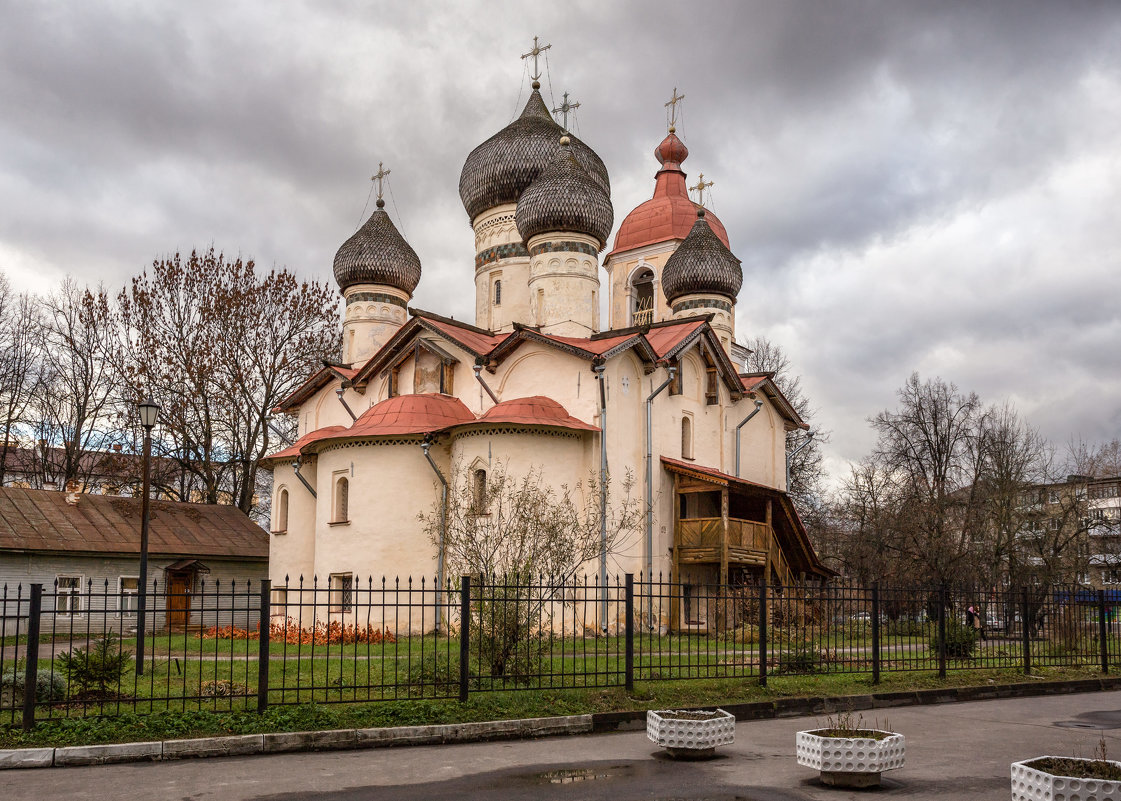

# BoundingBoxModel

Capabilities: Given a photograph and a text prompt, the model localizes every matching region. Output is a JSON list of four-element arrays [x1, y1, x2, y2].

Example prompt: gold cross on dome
[[690, 173, 714, 207], [552, 91, 580, 131], [665, 87, 685, 130], [521, 35, 552, 82], [370, 162, 391, 201]]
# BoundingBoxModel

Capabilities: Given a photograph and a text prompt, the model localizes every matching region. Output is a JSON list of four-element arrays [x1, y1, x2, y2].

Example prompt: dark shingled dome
[[333, 201, 422, 294], [661, 210, 743, 303], [459, 90, 610, 222], [515, 139, 614, 247]]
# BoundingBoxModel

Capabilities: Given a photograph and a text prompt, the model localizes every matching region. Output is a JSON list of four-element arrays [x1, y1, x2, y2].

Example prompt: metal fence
[[3, 575, 1119, 728]]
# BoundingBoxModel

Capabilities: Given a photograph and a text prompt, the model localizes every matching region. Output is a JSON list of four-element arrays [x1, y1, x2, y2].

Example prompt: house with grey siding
[[0, 487, 268, 635]]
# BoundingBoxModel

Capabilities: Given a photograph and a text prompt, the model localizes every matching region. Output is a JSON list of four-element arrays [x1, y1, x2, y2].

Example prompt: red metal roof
[[533, 331, 639, 356], [608, 131, 730, 258], [346, 393, 476, 437], [643, 319, 706, 358], [263, 425, 348, 463], [473, 396, 598, 432], [421, 316, 508, 356], [0, 487, 268, 559], [273, 365, 360, 414]]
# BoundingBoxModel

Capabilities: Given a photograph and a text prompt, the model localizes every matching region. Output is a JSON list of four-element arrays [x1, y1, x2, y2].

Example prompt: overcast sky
[[2, 0, 1119, 485]]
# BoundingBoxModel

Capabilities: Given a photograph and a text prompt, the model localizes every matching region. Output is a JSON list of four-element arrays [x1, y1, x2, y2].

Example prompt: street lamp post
[[136, 396, 159, 676]]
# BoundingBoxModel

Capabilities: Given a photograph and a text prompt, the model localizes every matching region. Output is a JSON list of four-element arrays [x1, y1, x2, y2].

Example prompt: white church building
[[264, 58, 830, 628]]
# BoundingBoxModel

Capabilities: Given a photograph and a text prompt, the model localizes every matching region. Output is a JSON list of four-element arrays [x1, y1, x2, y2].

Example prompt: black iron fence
[[3, 575, 1119, 728]]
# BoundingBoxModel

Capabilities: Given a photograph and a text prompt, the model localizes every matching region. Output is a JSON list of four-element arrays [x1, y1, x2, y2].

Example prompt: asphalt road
[[6, 687, 1121, 800]]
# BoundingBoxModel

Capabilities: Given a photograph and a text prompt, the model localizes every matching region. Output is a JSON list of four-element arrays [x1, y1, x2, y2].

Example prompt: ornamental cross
[[665, 87, 685, 130], [552, 91, 580, 131], [521, 35, 552, 82], [690, 173, 714, 207], [370, 162, 391, 201]]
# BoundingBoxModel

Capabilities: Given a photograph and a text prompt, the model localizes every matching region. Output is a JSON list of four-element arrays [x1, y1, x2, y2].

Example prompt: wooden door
[[166, 572, 192, 629]]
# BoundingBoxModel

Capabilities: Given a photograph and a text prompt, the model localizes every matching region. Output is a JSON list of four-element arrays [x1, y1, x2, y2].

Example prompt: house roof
[[346, 393, 475, 437], [0, 487, 269, 560], [273, 364, 360, 414], [470, 396, 598, 432], [261, 425, 349, 464], [660, 457, 833, 578], [737, 372, 808, 431]]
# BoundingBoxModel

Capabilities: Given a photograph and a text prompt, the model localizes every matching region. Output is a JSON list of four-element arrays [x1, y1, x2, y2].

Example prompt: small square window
[[119, 576, 139, 617]]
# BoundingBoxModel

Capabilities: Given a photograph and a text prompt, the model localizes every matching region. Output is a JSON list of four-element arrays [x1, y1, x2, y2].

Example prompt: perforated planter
[[646, 709, 735, 759], [1011, 757, 1121, 801], [796, 729, 905, 788]]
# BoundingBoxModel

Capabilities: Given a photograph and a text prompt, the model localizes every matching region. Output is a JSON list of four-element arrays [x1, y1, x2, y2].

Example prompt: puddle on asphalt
[[1055, 709, 1121, 730]]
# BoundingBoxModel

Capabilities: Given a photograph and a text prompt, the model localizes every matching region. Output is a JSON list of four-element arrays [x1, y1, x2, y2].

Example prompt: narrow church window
[[334, 477, 349, 523], [494, 279, 502, 306], [472, 469, 487, 513], [681, 415, 693, 460], [274, 488, 289, 533], [330, 573, 353, 613], [630, 267, 655, 326]]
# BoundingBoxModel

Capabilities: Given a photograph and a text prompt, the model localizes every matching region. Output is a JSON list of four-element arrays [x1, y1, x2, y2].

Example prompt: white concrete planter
[[796, 729, 905, 788], [1011, 757, 1121, 801], [646, 709, 735, 758]]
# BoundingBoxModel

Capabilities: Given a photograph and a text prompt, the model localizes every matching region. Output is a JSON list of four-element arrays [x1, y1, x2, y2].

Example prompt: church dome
[[476, 395, 598, 431], [607, 131, 729, 257], [348, 393, 475, 437], [514, 137, 614, 247], [661, 209, 743, 303], [333, 200, 422, 294], [459, 89, 610, 223]]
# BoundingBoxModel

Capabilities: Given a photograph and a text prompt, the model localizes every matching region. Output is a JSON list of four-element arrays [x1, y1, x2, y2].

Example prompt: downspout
[[645, 365, 677, 586], [335, 387, 358, 422], [785, 429, 816, 492], [594, 362, 609, 633], [421, 436, 447, 635], [473, 362, 499, 406], [734, 399, 764, 477], [291, 458, 316, 498]]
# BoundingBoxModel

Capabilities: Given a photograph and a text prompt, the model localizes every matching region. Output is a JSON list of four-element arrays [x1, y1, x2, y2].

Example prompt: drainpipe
[[421, 437, 447, 635], [785, 430, 815, 493], [335, 388, 358, 422], [734, 399, 764, 478], [291, 458, 316, 498], [645, 365, 677, 590], [594, 362, 608, 633], [473, 362, 499, 406]]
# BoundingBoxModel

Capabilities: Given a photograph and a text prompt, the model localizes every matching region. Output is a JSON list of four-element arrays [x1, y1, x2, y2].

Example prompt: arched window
[[681, 415, 693, 460], [630, 267, 655, 326], [472, 469, 487, 513], [274, 488, 289, 533], [493, 280, 502, 306], [334, 477, 349, 523]]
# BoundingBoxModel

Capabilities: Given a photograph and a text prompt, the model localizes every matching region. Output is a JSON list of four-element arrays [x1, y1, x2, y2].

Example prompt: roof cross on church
[[690, 173, 714, 207], [370, 162, 391, 206], [521, 35, 552, 84], [665, 87, 685, 132], [552, 91, 580, 132]]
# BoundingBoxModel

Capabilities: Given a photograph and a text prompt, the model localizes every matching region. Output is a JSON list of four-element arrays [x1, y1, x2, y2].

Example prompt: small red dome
[[475, 396, 597, 431], [654, 132, 688, 168], [609, 131, 729, 258], [348, 393, 475, 437]]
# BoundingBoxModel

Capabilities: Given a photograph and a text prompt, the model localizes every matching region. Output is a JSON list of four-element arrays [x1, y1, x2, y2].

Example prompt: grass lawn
[[0, 663, 1112, 750]]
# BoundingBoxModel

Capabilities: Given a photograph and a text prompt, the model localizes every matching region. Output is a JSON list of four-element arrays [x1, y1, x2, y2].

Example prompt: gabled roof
[[660, 457, 832, 578], [738, 372, 808, 431], [0, 487, 268, 560], [273, 364, 359, 414]]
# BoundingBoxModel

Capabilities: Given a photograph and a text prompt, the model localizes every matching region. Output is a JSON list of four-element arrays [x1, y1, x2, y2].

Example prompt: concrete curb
[[0, 713, 593, 770], [2, 677, 1119, 770]]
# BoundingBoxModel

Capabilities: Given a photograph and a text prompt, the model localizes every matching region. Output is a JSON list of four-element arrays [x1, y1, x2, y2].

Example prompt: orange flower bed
[[197, 618, 396, 646]]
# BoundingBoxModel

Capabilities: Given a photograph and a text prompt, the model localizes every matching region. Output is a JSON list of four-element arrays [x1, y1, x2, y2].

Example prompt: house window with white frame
[[118, 576, 139, 616], [56, 576, 83, 616], [330, 573, 353, 613]]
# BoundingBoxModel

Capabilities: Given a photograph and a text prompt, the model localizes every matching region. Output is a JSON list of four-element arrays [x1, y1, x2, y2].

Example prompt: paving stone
[[261, 729, 357, 754], [54, 741, 161, 766], [163, 734, 262, 760], [0, 747, 54, 770]]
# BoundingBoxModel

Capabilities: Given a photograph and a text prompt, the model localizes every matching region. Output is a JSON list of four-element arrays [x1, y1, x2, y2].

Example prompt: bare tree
[[0, 276, 43, 484]]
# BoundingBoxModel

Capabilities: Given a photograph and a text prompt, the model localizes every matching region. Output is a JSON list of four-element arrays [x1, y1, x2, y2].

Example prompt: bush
[[0, 666, 67, 706], [406, 654, 460, 697], [777, 644, 820, 674], [930, 620, 977, 658], [884, 619, 925, 637], [57, 631, 133, 699]]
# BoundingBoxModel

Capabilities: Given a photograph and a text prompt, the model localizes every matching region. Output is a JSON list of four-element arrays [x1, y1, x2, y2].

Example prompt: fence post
[[257, 579, 271, 713], [758, 578, 768, 688], [1099, 589, 1109, 675], [871, 582, 881, 685], [1021, 586, 1031, 676], [459, 576, 470, 702], [937, 584, 947, 679], [624, 574, 634, 692], [22, 584, 42, 731]]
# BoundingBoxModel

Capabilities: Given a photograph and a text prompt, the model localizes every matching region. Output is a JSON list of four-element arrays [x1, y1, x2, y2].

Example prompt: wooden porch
[[675, 516, 793, 587]]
